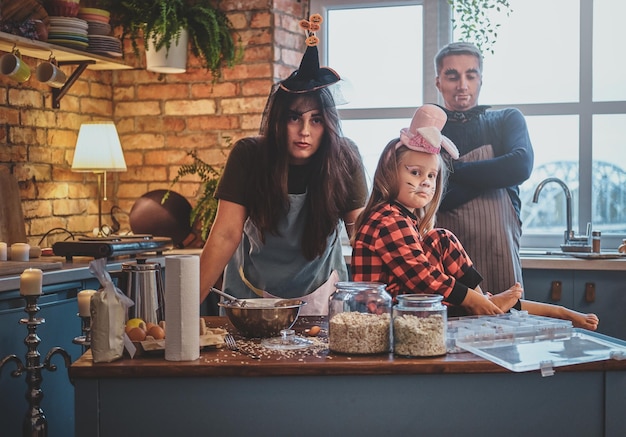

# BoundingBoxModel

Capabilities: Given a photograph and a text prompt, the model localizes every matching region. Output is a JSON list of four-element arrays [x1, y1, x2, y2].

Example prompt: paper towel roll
[[164, 255, 200, 361]]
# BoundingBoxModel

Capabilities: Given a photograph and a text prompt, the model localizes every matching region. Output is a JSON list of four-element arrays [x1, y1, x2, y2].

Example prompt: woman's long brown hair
[[249, 87, 363, 260]]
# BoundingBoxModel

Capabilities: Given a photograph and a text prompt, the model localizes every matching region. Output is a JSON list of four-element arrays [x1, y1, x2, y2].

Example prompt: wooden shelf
[[0, 31, 131, 70], [1, 31, 132, 107]]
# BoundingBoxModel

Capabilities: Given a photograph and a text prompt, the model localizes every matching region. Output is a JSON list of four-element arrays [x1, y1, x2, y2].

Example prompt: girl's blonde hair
[[352, 138, 449, 243]]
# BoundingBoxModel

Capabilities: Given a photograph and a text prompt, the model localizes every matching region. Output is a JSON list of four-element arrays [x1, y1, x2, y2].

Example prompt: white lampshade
[[72, 122, 127, 172]]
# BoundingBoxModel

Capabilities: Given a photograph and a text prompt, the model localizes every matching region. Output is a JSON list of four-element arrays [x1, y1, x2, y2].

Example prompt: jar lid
[[334, 281, 386, 290], [396, 294, 443, 306]]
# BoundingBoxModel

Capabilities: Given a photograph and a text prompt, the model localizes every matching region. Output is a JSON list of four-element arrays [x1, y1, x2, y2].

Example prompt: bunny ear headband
[[396, 104, 460, 159]]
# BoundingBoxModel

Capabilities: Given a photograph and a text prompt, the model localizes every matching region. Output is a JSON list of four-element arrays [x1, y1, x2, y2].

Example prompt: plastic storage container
[[446, 311, 626, 375], [393, 294, 447, 357], [328, 282, 392, 354]]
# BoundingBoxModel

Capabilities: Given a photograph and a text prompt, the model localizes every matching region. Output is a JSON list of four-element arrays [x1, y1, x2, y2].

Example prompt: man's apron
[[436, 145, 523, 294], [222, 192, 346, 315]]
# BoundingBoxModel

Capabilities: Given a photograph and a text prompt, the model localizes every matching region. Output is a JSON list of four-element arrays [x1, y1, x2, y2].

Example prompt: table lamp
[[71, 122, 127, 237]]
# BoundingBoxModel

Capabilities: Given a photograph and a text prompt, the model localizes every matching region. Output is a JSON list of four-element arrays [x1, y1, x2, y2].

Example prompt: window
[[313, 0, 626, 249], [314, 0, 429, 187]]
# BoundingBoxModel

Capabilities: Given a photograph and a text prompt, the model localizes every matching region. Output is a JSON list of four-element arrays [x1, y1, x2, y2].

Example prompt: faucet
[[532, 177, 574, 245]]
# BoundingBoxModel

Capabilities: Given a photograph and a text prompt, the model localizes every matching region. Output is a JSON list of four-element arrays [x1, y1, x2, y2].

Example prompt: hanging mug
[[0, 50, 31, 83], [36, 58, 67, 88]]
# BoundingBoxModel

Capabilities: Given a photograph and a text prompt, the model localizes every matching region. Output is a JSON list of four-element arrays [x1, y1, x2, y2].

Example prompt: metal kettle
[[119, 259, 165, 324]]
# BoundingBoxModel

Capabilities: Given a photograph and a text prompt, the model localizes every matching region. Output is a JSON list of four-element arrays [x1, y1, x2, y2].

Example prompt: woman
[[351, 105, 598, 329], [200, 17, 367, 314]]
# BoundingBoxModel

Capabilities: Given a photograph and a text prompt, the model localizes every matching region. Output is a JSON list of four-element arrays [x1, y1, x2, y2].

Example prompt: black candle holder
[[73, 314, 92, 353], [0, 294, 71, 437]]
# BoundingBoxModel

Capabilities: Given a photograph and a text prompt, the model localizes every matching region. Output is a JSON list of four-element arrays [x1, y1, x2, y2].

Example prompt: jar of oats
[[392, 294, 447, 357], [328, 282, 392, 354]]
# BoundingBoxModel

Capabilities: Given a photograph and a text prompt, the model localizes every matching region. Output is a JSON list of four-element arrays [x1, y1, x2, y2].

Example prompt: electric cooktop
[[52, 235, 173, 261]]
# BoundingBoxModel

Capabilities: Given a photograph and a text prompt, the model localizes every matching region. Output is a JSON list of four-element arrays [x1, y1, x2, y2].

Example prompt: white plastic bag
[[89, 258, 134, 363]]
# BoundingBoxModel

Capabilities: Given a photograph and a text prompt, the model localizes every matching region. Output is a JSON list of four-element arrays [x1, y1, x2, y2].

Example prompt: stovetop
[[52, 235, 174, 261]]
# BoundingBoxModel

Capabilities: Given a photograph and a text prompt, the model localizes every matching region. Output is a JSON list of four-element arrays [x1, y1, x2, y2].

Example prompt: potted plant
[[104, 0, 241, 78], [164, 148, 226, 242], [447, 0, 513, 54]]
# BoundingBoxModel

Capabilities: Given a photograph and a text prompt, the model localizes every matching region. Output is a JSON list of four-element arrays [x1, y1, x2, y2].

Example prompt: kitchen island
[[71, 316, 626, 437]]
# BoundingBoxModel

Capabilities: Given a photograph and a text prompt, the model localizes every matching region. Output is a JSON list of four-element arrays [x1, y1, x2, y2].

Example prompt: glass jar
[[328, 282, 392, 354], [392, 294, 447, 357]]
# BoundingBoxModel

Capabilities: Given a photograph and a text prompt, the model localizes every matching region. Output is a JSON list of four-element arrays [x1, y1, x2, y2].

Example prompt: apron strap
[[238, 266, 265, 297]]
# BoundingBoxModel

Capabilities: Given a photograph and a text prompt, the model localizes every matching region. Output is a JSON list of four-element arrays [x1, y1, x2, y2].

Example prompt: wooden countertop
[[70, 316, 626, 379]]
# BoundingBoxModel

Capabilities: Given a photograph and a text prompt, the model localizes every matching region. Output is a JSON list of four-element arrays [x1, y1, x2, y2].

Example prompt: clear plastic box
[[447, 310, 626, 375]]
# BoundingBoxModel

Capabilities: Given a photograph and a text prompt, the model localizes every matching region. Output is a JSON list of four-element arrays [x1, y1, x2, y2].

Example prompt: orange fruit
[[127, 327, 147, 342], [147, 325, 165, 340]]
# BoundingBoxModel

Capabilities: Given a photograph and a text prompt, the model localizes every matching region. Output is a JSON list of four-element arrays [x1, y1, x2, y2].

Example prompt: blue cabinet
[[0, 279, 99, 437], [522, 269, 626, 340]]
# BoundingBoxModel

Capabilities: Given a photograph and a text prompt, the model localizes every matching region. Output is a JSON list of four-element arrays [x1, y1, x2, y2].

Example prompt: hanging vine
[[447, 0, 513, 54]]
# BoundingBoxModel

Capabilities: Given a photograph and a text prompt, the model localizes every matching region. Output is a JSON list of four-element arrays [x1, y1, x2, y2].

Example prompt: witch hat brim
[[279, 45, 341, 93]]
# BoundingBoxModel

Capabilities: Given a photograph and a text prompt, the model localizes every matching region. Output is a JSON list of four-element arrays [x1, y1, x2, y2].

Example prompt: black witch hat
[[279, 14, 341, 93]]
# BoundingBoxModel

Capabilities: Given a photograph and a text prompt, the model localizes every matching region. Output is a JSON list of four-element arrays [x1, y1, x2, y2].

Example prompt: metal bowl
[[218, 298, 305, 338]]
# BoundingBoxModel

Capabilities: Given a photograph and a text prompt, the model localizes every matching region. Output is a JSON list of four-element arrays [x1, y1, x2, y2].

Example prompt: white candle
[[77, 289, 97, 317], [11, 243, 30, 261], [20, 268, 43, 296], [0, 242, 6, 261]]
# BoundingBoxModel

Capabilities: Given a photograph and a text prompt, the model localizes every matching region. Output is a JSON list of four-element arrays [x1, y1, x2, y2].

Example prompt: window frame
[[312, 0, 626, 250]]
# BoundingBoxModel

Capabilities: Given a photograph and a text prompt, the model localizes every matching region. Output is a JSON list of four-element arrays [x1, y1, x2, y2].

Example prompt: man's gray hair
[[434, 42, 483, 75]]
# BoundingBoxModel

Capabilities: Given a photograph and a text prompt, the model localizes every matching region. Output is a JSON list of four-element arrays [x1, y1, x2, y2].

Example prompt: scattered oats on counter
[[393, 313, 446, 357], [328, 312, 391, 354], [229, 333, 329, 360]]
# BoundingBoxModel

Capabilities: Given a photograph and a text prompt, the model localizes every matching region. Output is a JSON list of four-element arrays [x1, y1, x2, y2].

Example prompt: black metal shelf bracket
[[51, 60, 96, 109]]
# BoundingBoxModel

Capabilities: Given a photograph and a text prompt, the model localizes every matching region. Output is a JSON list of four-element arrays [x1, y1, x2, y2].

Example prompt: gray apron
[[222, 192, 346, 315], [436, 144, 522, 294]]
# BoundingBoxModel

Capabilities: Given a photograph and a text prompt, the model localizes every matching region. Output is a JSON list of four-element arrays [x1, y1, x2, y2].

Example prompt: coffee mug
[[0, 52, 31, 83], [36, 61, 67, 88]]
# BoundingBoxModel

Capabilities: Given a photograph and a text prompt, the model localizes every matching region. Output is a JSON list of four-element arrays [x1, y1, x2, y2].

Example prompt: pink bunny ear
[[441, 135, 459, 159]]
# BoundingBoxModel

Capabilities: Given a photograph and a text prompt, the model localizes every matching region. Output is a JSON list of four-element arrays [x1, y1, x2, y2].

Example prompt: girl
[[351, 105, 598, 330]]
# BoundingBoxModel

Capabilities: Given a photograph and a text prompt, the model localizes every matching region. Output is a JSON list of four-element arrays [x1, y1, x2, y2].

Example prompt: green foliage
[[447, 0, 513, 54], [106, 0, 242, 79], [164, 147, 226, 241]]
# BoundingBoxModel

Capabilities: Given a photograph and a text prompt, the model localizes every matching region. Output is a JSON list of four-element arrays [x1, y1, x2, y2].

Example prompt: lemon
[[126, 318, 145, 329]]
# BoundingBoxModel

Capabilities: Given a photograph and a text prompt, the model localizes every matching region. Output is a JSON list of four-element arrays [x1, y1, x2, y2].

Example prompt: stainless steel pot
[[119, 259, 165, 324]]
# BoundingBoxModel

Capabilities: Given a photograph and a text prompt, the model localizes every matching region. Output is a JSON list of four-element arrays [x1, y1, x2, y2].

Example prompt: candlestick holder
[[73, 314, 92, 353], [0, 294, 71, 437]]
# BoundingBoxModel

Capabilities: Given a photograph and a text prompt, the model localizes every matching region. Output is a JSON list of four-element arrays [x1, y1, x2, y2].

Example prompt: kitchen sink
[[520, 249, 626, 259], [519, 249, 569, 257]]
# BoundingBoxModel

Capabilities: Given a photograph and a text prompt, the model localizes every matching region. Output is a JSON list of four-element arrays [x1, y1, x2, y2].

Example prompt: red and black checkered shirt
[[351, 202, 481, 305]]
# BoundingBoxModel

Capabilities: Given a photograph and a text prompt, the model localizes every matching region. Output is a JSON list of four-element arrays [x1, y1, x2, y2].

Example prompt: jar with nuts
[[328, 282, 392, 354]]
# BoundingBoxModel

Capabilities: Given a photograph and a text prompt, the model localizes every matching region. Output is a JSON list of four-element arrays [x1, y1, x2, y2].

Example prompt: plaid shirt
[[351, 202, 480, 305]]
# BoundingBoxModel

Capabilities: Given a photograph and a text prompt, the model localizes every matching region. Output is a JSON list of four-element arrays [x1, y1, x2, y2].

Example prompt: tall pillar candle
[[164, 255, 200, 361], [0, 242, 7, 261], [20, 268, 43, 296], [77, 289, 97, 317]]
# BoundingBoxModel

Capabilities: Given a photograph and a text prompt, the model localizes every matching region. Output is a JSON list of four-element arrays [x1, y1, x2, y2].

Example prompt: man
[[433, 42, 534, 294]]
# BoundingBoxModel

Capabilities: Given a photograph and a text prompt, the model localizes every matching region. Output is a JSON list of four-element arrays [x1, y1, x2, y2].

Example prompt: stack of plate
[[87, 35, 123, 58], [47, 16, 89, 50], [76, 7, 123, 58]]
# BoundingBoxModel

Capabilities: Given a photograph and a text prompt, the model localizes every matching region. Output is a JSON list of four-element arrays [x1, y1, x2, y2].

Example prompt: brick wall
[[0, 0, 309, 247]]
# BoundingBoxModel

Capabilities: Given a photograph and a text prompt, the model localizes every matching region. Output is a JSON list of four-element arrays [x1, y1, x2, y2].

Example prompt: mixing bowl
[[219, 298, 305, 338]]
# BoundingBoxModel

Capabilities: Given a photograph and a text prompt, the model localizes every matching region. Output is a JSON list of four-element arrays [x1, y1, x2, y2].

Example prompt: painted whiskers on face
[[395, 151, 440, 212], [405, 166, 436, 196]]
